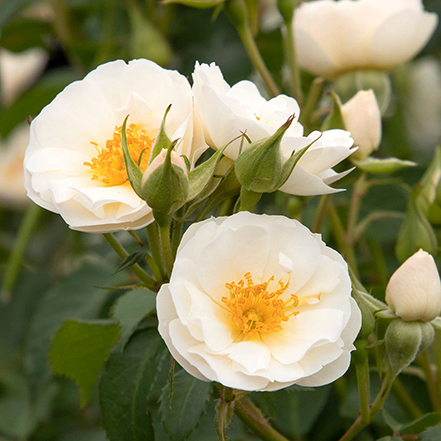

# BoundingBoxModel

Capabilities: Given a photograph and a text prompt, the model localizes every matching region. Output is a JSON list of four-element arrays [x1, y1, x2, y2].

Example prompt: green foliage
[[113, 250, 149, 275], [99, 329, 168, 441], [418, 425, 441, 440], [24, 263, 122, 396], [111, 288, 156, 349], [159, 370, 212, 441], [49, 319, 120, 407]]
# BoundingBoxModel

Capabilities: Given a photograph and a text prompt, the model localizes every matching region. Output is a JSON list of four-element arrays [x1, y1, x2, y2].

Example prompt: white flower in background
[[341, 89, 382, 160], [24, 59, 205, 233], [193, 62, 355, 196], [0, 123, 30, 209], [157, 212, 361, 391], [386, 249, 441, 323], [294, 0, 438, 79], [405, 56, 441, 151], [0, 48, 48, 105]]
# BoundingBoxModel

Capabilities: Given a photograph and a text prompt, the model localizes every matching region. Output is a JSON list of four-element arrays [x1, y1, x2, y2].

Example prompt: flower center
[[84, 124, 154, 186], [222, 272, 300, 335]]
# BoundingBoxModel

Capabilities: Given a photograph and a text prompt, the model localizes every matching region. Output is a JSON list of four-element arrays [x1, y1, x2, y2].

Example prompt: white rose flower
[[24, 59, 205, 233], [294, 0, 438, 79], [157, 212, 361, 391], [0, 123, 30, 209], [192, 62, 355, 196], [0, 48, 48, 104], [341, 89, 382, 160], [386, 249, 441, 323]]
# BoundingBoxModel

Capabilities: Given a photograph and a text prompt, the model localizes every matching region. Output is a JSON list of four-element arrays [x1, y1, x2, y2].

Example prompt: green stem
[[354, 347, 371, 424], [392, 378, 423, 420], [236, 24, 280, 97], [312, 194, 330, 232], [146, 223, 167, 280], [103, 233, 157, 289], [282, 18, 302, 104], [159, 223, 174, 275], [171, 220, 183, 257], [299, 77, 324, 130], [328, 200, 359, 277], [235, 397, 290, 441], [367, 239, 389, 288], [1, 204, 43, 302], [128, 230, 144, 247], [419, 351, 441, 412], [347, 173, 367, 245], [338, 372, 396, 441]]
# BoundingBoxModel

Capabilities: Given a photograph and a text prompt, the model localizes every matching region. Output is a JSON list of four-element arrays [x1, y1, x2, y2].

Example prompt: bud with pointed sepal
[[386, 249, 441, 323], [141, 146, 189, 222]]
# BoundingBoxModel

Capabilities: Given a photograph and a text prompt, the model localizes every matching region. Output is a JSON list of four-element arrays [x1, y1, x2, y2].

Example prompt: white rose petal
[[24, 59, 206, 233], [157, 212, 361, 391], [386, 249, 441, 322], [192, 62, 356, 196], [294, 0, 438, 79]]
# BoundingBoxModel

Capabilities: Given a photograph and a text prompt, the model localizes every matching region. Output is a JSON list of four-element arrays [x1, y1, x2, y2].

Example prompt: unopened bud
[[386, 319, 434, 375], [141, 148, 189, 217], [235, 115, 294, 193], [386, 249, 441, 323], [342, 90, 382, 160]]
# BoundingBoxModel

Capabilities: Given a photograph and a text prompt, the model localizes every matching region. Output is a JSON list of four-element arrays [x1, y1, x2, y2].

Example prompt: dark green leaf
[[419, 424, 441, 440], [159, 370, 212, 441], [25, 262, 121, 396], [401, 412, 441, 435], [111, 289, 156, 349], [113, 250, 148, 275], [49, 319, 120, 407], [99, 329, 167, 441]]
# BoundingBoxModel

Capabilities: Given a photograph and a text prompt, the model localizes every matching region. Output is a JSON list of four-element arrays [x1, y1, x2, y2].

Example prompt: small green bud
[[235, 115, 294, 193], [277, 0, 295, 23], [351, 157, 417, 174], [141, 148, 189, 217], [396, 199, 438, 263], [224, 0, 248, 28], [385, 319, 434, 376]]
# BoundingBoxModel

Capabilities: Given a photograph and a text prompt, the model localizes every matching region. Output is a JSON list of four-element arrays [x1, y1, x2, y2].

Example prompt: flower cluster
[[24, 59, 357, 233]]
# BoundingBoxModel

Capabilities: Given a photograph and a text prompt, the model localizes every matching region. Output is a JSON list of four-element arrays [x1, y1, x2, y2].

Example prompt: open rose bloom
[[294, 0, 438, 78], [158, 212, 361, 391], [193, 62, 356, 196], [24, 59, 205, 233]]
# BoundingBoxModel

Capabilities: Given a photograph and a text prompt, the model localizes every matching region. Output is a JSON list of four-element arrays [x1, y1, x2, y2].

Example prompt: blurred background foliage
[[0, 0, 440, 440]]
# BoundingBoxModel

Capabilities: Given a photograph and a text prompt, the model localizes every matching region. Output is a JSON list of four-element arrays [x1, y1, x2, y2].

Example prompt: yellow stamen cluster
[[84, 124, 154, 186], [222, 272, 299, 335]]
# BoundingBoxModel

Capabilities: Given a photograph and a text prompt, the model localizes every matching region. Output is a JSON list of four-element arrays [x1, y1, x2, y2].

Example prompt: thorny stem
[[103, 233, 157, 289], [159, 222, 174, 275], [146, 223, 167, 280], [235, 397, 290, 441]]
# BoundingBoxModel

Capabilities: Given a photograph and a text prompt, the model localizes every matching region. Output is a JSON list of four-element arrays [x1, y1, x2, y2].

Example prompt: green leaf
[[352, 157, 417, 174], [159, 370, 212, 441], [419, 424, 441, 440], [99, 329, 167, 441], [187, 144, 229, 202], [49, 319, 120, 407], [401, 412, 441, 435], [113, 250, 148, 275], [25, 262, 121, 396], [121, 115, 144, 198], [111, 289, 156, 349], [321, 90, 345, 131]]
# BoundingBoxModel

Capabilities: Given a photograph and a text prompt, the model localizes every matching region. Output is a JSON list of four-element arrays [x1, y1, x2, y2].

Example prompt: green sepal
[[143, 143, 189, 217], [215, 397, 235, 441], [121, 115, 144, 199], [321, 90, 345, 131], [239, 187, 262, 211], [277, 136, 317, 188], [235, 115, 294, 193], [187, 142, 230, 202], [149, 104, 173, 165], [352, 157, 417, 174], [277, 0, 295, 22]]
